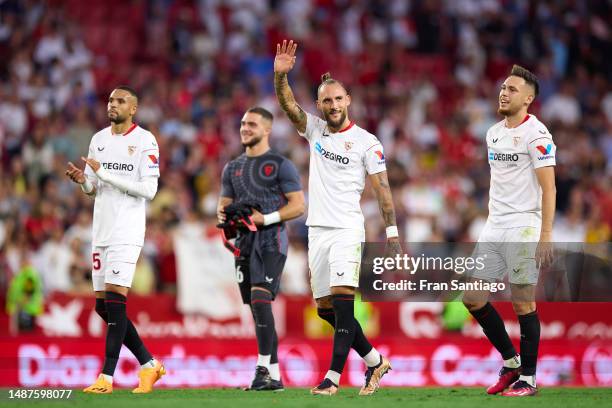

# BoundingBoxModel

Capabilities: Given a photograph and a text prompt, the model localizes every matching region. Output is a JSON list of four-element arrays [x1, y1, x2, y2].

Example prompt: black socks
[[102, 291, 129, 376], [95, 298, 152, 366], [518, 311, 540, 376], [469, 302, 517, 360], [250, 289, 276, 358], [317, 307, 373, 358], [329, 294, 357, 374]]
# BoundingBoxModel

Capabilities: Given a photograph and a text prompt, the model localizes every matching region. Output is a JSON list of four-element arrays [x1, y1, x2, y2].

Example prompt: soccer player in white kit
[[462, 66, 556, 397], [65, 86, 165, 394], [274, 40, 400, 396]]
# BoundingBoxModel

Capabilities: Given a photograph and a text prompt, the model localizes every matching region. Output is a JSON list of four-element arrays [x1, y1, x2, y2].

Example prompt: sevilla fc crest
[[264, 164, 275, 176], [128, 145, 137, 155], [345, 141, 354, 151]]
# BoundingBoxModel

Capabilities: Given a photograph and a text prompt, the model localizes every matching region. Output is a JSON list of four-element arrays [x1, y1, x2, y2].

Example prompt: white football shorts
[[470, 222, 540, 285], [92, 245, 141, 291], [308, 227, 364, 298]]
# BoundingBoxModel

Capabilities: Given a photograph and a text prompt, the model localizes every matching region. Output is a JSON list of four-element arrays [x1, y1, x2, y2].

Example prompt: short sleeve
[[139, 132, 160, 178], [84, 137, 98, 183], [527, 129, 556, 169], [220, 163, 234, 198], [278, 159, 302, 194], [297, 111, 327, 141], [364, 141, 387, 175]]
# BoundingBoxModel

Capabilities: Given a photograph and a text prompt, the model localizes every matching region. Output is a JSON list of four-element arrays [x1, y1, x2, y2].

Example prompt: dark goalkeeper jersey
[[221, 150, 302, 254]]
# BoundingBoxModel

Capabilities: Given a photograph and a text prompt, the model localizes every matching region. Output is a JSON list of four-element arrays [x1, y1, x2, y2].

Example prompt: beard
[[323, 109, 346, 129], [108, 111, 127, 124], [497, 103, 520, 117], [241, 134, 263, 148]]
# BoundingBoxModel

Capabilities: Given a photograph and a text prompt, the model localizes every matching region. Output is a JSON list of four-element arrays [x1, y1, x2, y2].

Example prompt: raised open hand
[[274, 39, 298, 74], [65, 162, 86, 184]]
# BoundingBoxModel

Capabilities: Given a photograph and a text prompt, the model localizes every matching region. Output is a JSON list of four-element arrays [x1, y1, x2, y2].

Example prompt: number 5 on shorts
[[92, 253, 101, 271]]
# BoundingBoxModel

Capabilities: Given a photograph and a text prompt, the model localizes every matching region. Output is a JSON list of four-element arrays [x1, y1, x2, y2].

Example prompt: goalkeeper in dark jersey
[[217, 107, 305, 391]]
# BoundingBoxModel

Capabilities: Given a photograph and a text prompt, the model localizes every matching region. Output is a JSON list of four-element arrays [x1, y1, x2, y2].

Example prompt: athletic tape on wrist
[[263, 211, 281, 226], [386, 225, 399, 239]]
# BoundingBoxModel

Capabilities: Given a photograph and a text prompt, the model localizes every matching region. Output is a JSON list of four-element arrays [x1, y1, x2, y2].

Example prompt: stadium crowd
[[0, 0, 610, 306]]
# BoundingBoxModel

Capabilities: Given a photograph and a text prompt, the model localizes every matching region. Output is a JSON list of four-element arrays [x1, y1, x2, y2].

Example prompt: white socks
[[269, 363, 280, 381], [519, 375, 536, 387], [364, 348, 381, 367], [257, 354, 271, 369], [100, 374, 113, 384], [325, 370, 341, 385], [504, 354, 521, 369], [141, 358, 158, 369]]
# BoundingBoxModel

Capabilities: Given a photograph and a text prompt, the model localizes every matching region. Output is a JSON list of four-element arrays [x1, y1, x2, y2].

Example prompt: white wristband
[[386, 226, 399, 239], [263, 211, 281, 226], [80, 179, 94, 194]]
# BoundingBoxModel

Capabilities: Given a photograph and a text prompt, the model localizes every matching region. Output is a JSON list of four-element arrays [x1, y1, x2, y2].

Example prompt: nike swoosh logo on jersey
[[539, 130, 546, 134], [112, 270, 120, 274], [265, 276, 273, 283], [336, 272, 345, 276], [97, 147, 105, 151], [492, 138, 498, 143]]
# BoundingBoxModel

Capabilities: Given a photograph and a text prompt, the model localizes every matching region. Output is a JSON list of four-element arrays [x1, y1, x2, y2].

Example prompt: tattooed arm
[[369, 170, 402, 249], [274, 39, 307, 134], [369, 171, 397, 228]]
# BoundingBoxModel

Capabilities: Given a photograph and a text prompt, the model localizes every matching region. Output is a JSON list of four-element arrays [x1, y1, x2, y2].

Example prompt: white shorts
[[308, 227, 364, 299], [471, 222, 540, 285], [92, 245, 141, 291]]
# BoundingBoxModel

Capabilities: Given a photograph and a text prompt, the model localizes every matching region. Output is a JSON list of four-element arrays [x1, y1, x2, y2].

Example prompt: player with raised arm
[[462, 65, 556, 397], [65, 86, 164, 394], [274, 40, 400, 396], [217, 107, 305, 391]]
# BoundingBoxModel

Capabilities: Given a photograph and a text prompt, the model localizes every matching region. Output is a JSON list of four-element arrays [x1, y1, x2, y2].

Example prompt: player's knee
[[512, 301, 536, 315], [94, 298, 108, 322], [250, 288, 273, 308], [316, 296, 333, 309], [251, 286, 272, 295], [462, 298, 486, 312], [330, 286, 355, 296]]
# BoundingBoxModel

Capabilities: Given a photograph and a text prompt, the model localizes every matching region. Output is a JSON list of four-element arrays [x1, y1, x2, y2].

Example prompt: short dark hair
[[246, 106, 273, 122], [510, 65, 539, 97], [114, 85, 139, 101], [317, 72, 348, 97]]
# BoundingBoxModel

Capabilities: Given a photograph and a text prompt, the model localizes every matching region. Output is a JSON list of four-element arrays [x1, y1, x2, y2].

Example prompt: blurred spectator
[[6, 261, 44, 334]]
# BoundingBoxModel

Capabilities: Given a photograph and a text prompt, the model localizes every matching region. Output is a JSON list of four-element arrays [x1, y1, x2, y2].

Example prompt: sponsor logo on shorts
[[112, 270, 120, 275], [265, 276, 274, 283]]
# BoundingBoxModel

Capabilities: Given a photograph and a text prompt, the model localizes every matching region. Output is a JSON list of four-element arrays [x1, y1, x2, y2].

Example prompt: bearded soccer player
[[65, 86, 164, 394], [462, 65, 556, 396], [274, 40, 399, 396], [217, 107, 305, 391]]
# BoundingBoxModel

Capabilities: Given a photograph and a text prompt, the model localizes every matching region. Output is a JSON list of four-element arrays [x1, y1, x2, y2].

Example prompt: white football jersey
[[486, 114, 556, 228], [84, 124, 160, 247], [299, 112, 387, 230]]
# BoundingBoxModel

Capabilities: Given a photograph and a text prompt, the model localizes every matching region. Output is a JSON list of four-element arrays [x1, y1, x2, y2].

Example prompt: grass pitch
[[3, 387, 612, 408]]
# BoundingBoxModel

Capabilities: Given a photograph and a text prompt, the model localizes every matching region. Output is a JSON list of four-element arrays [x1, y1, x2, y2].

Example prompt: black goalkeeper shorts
[[235, 250, 286, 304]]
